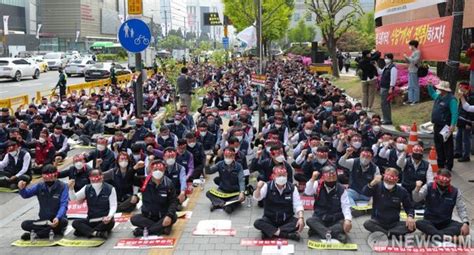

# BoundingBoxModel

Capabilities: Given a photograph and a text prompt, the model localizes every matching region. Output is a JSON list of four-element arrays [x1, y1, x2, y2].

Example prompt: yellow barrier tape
[[307, 240, 358, 250], [209, 188, 240, 198], [11, 240, 57, 247], [400, 211, 423, 220], [55, 238, 105, 247], [351, 205, 372, 211], [0, 187, 19, 193]]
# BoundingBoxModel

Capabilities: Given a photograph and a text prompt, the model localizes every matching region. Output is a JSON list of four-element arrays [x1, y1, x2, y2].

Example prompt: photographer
[[357, 50, 378, 112]]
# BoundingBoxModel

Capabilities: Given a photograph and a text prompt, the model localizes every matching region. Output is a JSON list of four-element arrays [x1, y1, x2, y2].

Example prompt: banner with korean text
[[375, 16, 453, 62], [375, 0, 445, 19]]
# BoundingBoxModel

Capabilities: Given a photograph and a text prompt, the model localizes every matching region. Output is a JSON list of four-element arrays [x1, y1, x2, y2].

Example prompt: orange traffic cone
[[429, 146, 439, 173], [407, 122, 418, 154]]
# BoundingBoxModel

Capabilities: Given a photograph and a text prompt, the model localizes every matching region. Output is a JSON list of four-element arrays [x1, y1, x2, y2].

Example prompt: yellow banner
[[375, 0, 445, 18], [307, 240, 358, 250], [11, 240, 57, 247], [56, 238, 105, 247], [209, 188, 240, 198]]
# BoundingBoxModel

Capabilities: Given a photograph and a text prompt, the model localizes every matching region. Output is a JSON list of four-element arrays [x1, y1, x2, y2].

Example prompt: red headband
[[42, 172, 58, 179], [383, 174, 399, 182], [322, 172, 337, 180], [361, 151, 372, 157], [272, 166, 287, 176], [89, 175, 103, 182], [435, 175, 451, 184], [413, 145, 423, 154]]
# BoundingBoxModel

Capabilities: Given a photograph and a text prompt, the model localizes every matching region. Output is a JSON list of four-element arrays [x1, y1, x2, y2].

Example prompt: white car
[[0, 58, 41, 82], [65, 58, 95, 77], [43, 52, 68, 70]]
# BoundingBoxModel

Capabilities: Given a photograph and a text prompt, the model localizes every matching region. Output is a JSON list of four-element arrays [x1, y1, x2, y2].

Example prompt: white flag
[[3, 16, 9, 35], [236, 25, 256, 49], [75, 30, 80, 42], [36, 24, 42, 39]]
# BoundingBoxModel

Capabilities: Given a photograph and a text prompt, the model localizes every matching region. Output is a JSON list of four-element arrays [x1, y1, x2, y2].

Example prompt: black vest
[[218, 161, 241, 193], [37, 181, 66, 220], [349, 159, 376, 194], [5, 150, 29, 176], [380, 64, 395, 89], [165, 163, 184, 194], [111, 169, 134, 202], [371, 183, 408, 225], [142, 176, 174, 219], [401, 158, 429, 193], [158, 136, 175, 149], [51, 134, 66, 151], [177, 151, 192, 175], [313, 183, 345, 222], [85, 183, 112, 219], [424, 183, 458, 225], [458, 93, 474, 128], [263, 181, 294, 224], [431, 93, 455, 125]]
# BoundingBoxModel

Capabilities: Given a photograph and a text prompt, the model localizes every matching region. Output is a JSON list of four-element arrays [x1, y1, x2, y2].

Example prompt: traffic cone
[[407, 122, 418, 154], [429, 146, 439, 173]]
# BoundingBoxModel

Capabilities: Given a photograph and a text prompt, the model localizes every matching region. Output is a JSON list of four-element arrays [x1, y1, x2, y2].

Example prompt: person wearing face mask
[[378, 136, 406, 173], [130, 118, 148, 144], [163, 148, 187, 210], [263, 117, 289, 147], [185, 133, 206, 180], [358, 50, 378, 112], [403, 40, 421, 105], [53, 109, 75, 136], [428, 81, 459, 171], [305, 166, 353, 243], [454, 82, 474, 162], [205, 147, 246, 214], [157, 126, 178, 150], [109, 131, 129, 156], [79, 111, 104, 146], [413, 169, 471, 242], [296, 146, 332, 183], [54, 67, 67, 100], [29, 131, 56, 175], [253, 166, 305, 241], [85, 137, 115, 172], [176, 139, 195, 181], [59, 154, 92, 192], [131, 160, 178, 237], [103, 152, 139, 213], [0, 140, 32, 189], [167, 114, 189, 139], [362, 168, 416, 239], [395, 144, 433, 196], [104, 106, 123, 134], [338, 147, 380, 207], [374, 53, 397, 125], [196, 122, 218, 152], [254, 145, 294, 186], [29, 115, 47, 140], [69, 169, 117, 239], [289, 121, 315, 146], [17, 165, 69, 241], [51, 126, 69, 161]]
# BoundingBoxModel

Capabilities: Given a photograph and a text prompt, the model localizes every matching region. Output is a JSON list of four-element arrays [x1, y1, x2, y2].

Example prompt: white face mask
[[373, 126, 381, 132], [119, 161, 129, 168], [9, 150, 18, 157], [39, 137, 46, 143], [97, 144, 106, 151], [152, 170, 164, 179], [166, 158, 176, 166], [74, 162, 84, 169], [275, 124, 282, 129], [275, 155, 285, 163], [304, 129, 312, 135], [384, 59, 391, 64], [272, 105, 279, 110], [311, 147, 318, 153], [317, 157, 328, 164], [161, 135, 169, 140], [275, 176, 287, 186], [133, 154, 141, 161], [383, 182, 395, 190], [355, 110, 361, 114], [360, 158, 371, 166], [91, 182, 102, 190], [188, 142, 196, 148], [352, 142, 362, 149], [396, 143, 406, 151], [224, 158, 234, 165], [236, 136, 243, 142], [174, 120, 181, 125], [200, 131, 207, 137]]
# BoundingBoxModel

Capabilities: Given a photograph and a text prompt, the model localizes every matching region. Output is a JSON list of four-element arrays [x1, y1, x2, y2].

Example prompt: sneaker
[[410, 101, 418, 105], [163, 226, 172, 235], [403, 101, 412, 105], [336, 233, 348, 244], [223, 206, 234, 214], [458, 157, 470, 162], [286, 232, 301, 241], [132, 228, 143, 237], [350, 207, 367, 217], [97, 231, 109, 239], [20, 232, 31, 241]]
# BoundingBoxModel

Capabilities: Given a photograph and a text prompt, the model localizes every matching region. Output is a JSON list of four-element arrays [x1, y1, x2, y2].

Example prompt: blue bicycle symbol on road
[[134, 35, 149, 46]]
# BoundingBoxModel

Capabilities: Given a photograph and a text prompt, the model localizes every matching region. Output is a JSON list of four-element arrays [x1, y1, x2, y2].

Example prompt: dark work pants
[[306, 216, 345, 238], [205, 190, 241, 211], [433, 124, 454, 170], [363, 219, 413, 236], [189, 165, 204, 181], [416, 219, 462, 237], [130, 213, 177, 236], [455, 126, 472, 159], [117, 196, 138, 213], [254, 216, 298, 238], [72, 218, 115, 237], [380, 88, 392, 123], [59, 87, 66, 100], [0, 172, 31, 189], [21, 218, 68, 238]]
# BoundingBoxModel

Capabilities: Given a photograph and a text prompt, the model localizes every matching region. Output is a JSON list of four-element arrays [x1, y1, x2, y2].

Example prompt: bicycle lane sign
[[118, 19, 151, 53]]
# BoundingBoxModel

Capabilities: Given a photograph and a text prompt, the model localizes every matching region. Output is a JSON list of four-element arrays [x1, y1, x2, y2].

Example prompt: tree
[[223, 0, 294, 56], [288, 19, 316, 44], [158, 35, 185, 50], [337, 30, 372, 52], [307, 0, 363, 77]]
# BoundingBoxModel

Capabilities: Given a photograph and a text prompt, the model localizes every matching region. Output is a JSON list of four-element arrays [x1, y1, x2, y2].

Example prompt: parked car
[[27, 56, 49, 72], [84, 62, 131, 82], [0, 58, 41, 82], [43, 52, 67, 70], [65, 58, 95, 77]]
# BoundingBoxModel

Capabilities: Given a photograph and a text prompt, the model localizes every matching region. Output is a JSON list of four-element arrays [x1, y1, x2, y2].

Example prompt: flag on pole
[[236, 24, 256, 50], [36, 24, 42, 39], [75, 30, 80, 43], [3, 16, 9, 35]]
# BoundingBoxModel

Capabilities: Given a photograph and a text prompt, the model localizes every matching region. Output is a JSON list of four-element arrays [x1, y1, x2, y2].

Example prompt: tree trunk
[[327, 36, 340, 78], [442, 0, 464, 91], [436, 0, 453, 79]]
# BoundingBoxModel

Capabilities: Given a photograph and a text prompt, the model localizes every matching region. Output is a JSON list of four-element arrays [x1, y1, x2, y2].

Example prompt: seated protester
[[17, 123, 33, 143], [163, 148, 187, 210], [205, 147, 245, 214], [413, 169, 470, 241], [131, 160, 178, 237], [347, 103, 363, 125], [375, 135, 404, 174], [130, 144, 147, 177], [176, 139, 195, 181], [179, 104, 195, 131], [396, 144, 433, 195], [54, 109, 75, 137], [229, 128, 251, 156], [68, 169, 117, 239], [18, 165, 69, 240], [29, 115, 47, 140], [338, 147, 380, 206], [305, 166, 352, 243], [59, 155, 92, 192], [109, 131, 130, 156], [362, 168, 416, 238], [157, 126, 177, 149], [85, 137, 116, 173], [168, 114, 189, 139], [141, 110, 155, 132], [289, 121, 315, 146], [293, 135, 321, 161], [0, 140, 32, 189], [197, 122, 217, 152], [205, 113, 222, 142], [29, 130, 56, 175], [185, 133, 206, 180], [335, 132, 363, 158], [362, 121, 383, 148], [253, 166, 305, 241], [78, 111, 104, 145], [296, 146, 332, 183], [262, 117, 289, 147], [50, 126, 69, 160], [130, 118, 148, 144], [103, 152, 139, 213], [103, 106, 123, 134], [253, 144, 294, 184]]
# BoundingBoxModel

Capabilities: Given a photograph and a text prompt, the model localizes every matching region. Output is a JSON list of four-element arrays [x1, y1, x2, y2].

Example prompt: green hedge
[[96, 54, 126, 62]]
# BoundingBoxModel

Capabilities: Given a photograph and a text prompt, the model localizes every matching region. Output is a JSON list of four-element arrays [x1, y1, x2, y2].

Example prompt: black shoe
[[307, 229, 317, 237], [223, 206, 233, 214], [210, 205, 217, 212], [21, 232, 31, 241], [133, 228, 143, 237], [458, 157, 470, 162], [176, 204, 183, 211], [336, 233, 348, 244], [453, 153, 462, 159], [350, 207, 367, 218], [261, 233, 271, 240], [286, 232, 301, 241], [403, 101, 412, 105], [257, 201, 264, 208], [163, 227, 172, 235], [97, 231, 109, 239]]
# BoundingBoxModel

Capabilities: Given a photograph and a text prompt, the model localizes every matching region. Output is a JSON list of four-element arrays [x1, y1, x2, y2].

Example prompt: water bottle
[[246, 195, 252, 208], [143, 227, 149, 240], [199, 175, 205, 190], [277, 240, 282, 250], [30, 230, 36, 243], [325, 230, 332, 243], [49, 229, 54, 241]]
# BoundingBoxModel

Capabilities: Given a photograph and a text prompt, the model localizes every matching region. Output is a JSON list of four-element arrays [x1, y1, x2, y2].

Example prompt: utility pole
[[254, 0, 263, 74], [442, 0, 464, 91], [164, 10, 168, 37]]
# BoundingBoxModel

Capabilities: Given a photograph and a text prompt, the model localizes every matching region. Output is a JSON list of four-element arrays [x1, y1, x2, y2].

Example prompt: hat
[[435, 81, 452, 92], [459, 82, 471, 90]]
